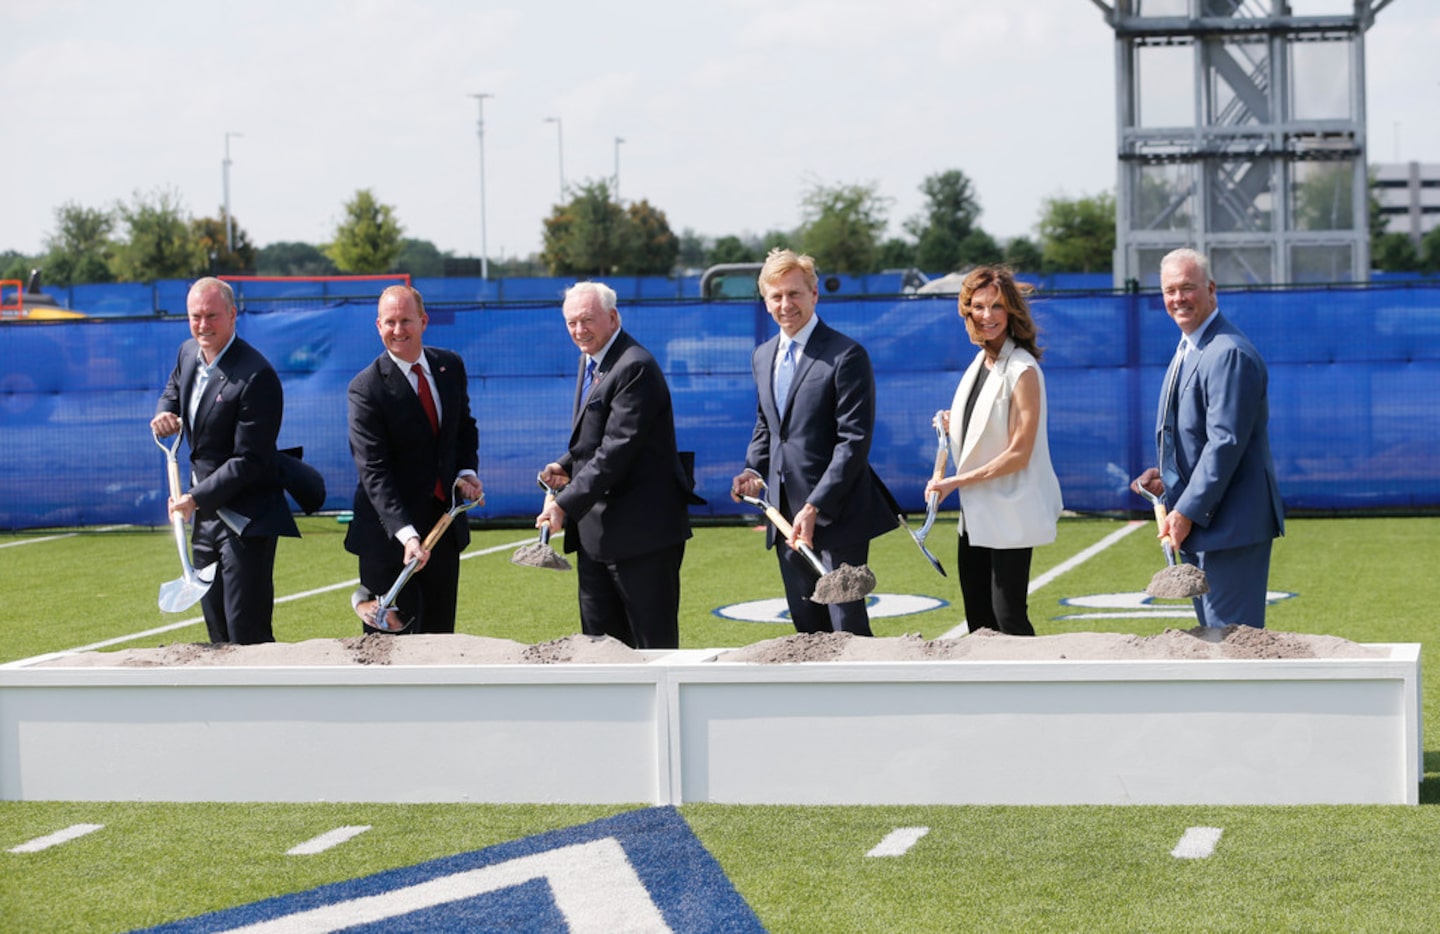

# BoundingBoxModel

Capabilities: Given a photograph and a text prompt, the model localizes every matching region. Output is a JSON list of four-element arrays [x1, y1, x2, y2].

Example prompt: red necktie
[[412, 363, 444, 500], [412, 362, 439, 435]]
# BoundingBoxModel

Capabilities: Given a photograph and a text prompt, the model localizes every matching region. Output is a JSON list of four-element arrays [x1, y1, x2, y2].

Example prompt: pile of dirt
[[812, 563, 876, 604], [34, 633, 647, 668], [712, 626, 1387, 664], [1146, 563, 1210, 599]]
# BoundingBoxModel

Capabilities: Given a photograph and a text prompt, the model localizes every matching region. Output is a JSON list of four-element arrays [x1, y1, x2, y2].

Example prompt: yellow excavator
[[0, 270, 86, 321]]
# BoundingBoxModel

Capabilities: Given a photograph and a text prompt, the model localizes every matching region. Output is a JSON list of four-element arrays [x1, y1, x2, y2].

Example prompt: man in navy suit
[[346, 286, 483, 634], [152, 277, 299, 644], [1133, 248, 1285, 629], [731, 249, 896, 635], [537, 281, 696, 649]]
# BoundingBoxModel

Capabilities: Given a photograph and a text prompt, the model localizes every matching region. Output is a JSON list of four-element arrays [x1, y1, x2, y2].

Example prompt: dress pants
[[192, 520, 278, 645], [1182, 538, 1272, 629], [955, 532, 1035, 636], [576, 541, 685, 649], [358, 496, 462, 634]]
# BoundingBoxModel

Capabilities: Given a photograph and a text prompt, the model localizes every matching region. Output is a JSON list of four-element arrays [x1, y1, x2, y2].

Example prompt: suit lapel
[[956, 345, 1006, 467], [757, 337, 782, 428]]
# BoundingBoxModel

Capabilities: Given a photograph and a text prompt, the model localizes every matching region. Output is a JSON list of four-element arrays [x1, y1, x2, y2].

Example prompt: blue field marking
[[135, 807, 764, 933]]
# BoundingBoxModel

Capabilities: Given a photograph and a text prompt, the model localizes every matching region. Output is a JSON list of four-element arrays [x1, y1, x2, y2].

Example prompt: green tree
[[1003, 236, 1044, 273], [392, 238, 448, 277], [907, 169, 982, 272], [110, 187, 207, 282], [1037, 191, 1116, 273], [876, 237, 916, 269], [255, 242, 338, 277], [676, 229, 708, 271], [1421, 225, 1440, 273], [1293, 163, 1356, 232], [797, 180, 890, 274], [0, 250, 30, 281], [624, 199, 679, 275], [1371, 232, 1421, 273], [192, 211, 257, 275], [326, 189, 404, 274], [42, 201, 116, 286], [541, 179, 633, 276], [958, 229, 1003, 267], [707, 235, 756, 266]]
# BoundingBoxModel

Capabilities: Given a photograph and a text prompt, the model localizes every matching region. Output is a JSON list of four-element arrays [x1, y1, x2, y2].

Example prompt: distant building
[[1372, 162, 1440, 244]]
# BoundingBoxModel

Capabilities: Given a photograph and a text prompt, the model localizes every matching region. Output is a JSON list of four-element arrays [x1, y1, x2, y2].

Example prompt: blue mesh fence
[[2, 286, 1438, 530]]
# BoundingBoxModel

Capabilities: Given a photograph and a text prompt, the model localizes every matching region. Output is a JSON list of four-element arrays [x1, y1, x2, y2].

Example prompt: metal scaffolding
[[1090, 0, 1395, 287]]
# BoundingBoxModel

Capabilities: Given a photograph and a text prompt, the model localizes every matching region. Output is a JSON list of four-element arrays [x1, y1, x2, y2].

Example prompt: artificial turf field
[[3, 514, 1439, 932]]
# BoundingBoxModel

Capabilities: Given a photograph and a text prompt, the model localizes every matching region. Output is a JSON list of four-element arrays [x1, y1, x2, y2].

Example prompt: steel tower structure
[[1091, 0, 1395, 287]]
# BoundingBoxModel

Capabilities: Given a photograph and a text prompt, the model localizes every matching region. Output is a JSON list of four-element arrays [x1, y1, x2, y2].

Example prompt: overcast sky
[[3, 1, 1436, 263]]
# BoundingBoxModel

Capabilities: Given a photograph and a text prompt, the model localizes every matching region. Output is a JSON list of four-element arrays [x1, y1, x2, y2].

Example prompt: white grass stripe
[[2, 533, 558, 666], [943, 520, 1147, 638], [0, 532, 78, 549], [288, 825, 372, 855], [866, 826, 929, 857], [8, 823, 104, 853], [1171, 826, 1224, 859]]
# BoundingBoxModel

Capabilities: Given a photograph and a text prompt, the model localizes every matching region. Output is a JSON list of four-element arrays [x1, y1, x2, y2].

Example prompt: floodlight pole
[[222, 131, 243, 253], [472, 93, 493, 279], [544, 116, 565, 201], [614, 136, 625, 202]]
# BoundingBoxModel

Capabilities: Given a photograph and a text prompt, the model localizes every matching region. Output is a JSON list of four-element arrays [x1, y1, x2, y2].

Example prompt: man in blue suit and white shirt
[[1133, 248, 1285, 628], [731, 249, 896, 636]]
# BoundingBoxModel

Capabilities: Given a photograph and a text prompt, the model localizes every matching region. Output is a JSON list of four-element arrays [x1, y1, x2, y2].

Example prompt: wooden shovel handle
[[166, 458, 183, 501], [1150, 500, 1176, 550]]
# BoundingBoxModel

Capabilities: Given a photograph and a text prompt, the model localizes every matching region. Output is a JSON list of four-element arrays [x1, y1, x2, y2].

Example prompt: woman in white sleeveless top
[[924, 266, 1063, 636]]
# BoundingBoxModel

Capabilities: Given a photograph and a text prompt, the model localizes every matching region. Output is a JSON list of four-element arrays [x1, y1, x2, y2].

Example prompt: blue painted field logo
[[138, 807, 763, 933], [1057, 590, 1296, 621], [715, 592, 948, 624]]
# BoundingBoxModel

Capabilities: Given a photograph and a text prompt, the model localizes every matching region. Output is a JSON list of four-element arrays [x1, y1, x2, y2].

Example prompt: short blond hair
[[757, 248, 818, 293]]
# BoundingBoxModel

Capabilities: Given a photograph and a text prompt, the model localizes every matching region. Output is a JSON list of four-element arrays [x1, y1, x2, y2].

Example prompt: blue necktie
[[581, 358, 597, 402], [774, 341, 796, 413]]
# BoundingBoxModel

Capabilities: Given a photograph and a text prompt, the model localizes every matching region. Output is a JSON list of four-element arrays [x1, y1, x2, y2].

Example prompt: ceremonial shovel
[[153, 431, 215, 613], [1134, 484, 1210, 599], [358, 481, 484, 632], [899, 419, 951, 577], [736, 490, 876, 604]]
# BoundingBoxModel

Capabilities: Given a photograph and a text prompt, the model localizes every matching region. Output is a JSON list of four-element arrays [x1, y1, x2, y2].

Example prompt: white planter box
[[0, 645, 1421, 805]]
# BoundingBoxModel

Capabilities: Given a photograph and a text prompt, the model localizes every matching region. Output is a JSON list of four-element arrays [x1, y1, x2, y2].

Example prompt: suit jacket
[[344, 346, 479, 558], [555, 329, 693, 562], [156, 337, 298, 539], [1157, 311, 1285, 552], [744, 319, 895, 549], [950, 339, 1063, 549]]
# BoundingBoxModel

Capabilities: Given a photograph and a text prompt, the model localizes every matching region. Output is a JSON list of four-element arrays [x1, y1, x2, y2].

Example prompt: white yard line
[[0, 532, 78, 549], [288, 826, 372, 856], [866, 826, 930, 857], [8, 823, 105, 853], [1171, 826, 1224, 859], [941, 521, 1146, 639]]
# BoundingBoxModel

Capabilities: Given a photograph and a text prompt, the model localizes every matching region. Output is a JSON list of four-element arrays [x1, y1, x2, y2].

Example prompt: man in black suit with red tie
[[152, 277, 299, 645], [345, 285, 483, 634], [536, 281, 697, 649]]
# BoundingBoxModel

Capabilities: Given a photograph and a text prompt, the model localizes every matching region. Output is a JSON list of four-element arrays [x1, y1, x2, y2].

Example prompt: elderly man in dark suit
[[346, 286, 483, 634], [536, 281, 696, 649], [1133, 248, 1285, 628], [151, 277, 299, 644], [731, 249, 896, 636]]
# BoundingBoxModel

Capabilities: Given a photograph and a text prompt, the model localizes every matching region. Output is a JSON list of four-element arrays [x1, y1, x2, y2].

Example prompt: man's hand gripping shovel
[[357, 480, 484, 633], [153, 430, 216, 613]]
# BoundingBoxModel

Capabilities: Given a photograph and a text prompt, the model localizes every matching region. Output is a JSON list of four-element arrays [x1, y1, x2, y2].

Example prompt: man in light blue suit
[[1133, 248, 1285, 628]]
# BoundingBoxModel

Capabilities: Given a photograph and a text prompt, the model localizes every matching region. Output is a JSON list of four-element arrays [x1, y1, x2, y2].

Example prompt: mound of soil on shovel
[[812, 563, 876, 604]]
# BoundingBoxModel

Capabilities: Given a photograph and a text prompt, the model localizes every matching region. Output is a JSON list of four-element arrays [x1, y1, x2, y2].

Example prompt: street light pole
[[222, 131, 243, 253], [471, 92, 493, 279], [543, 116, 565, 201], [614, 136, 625, 202]]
